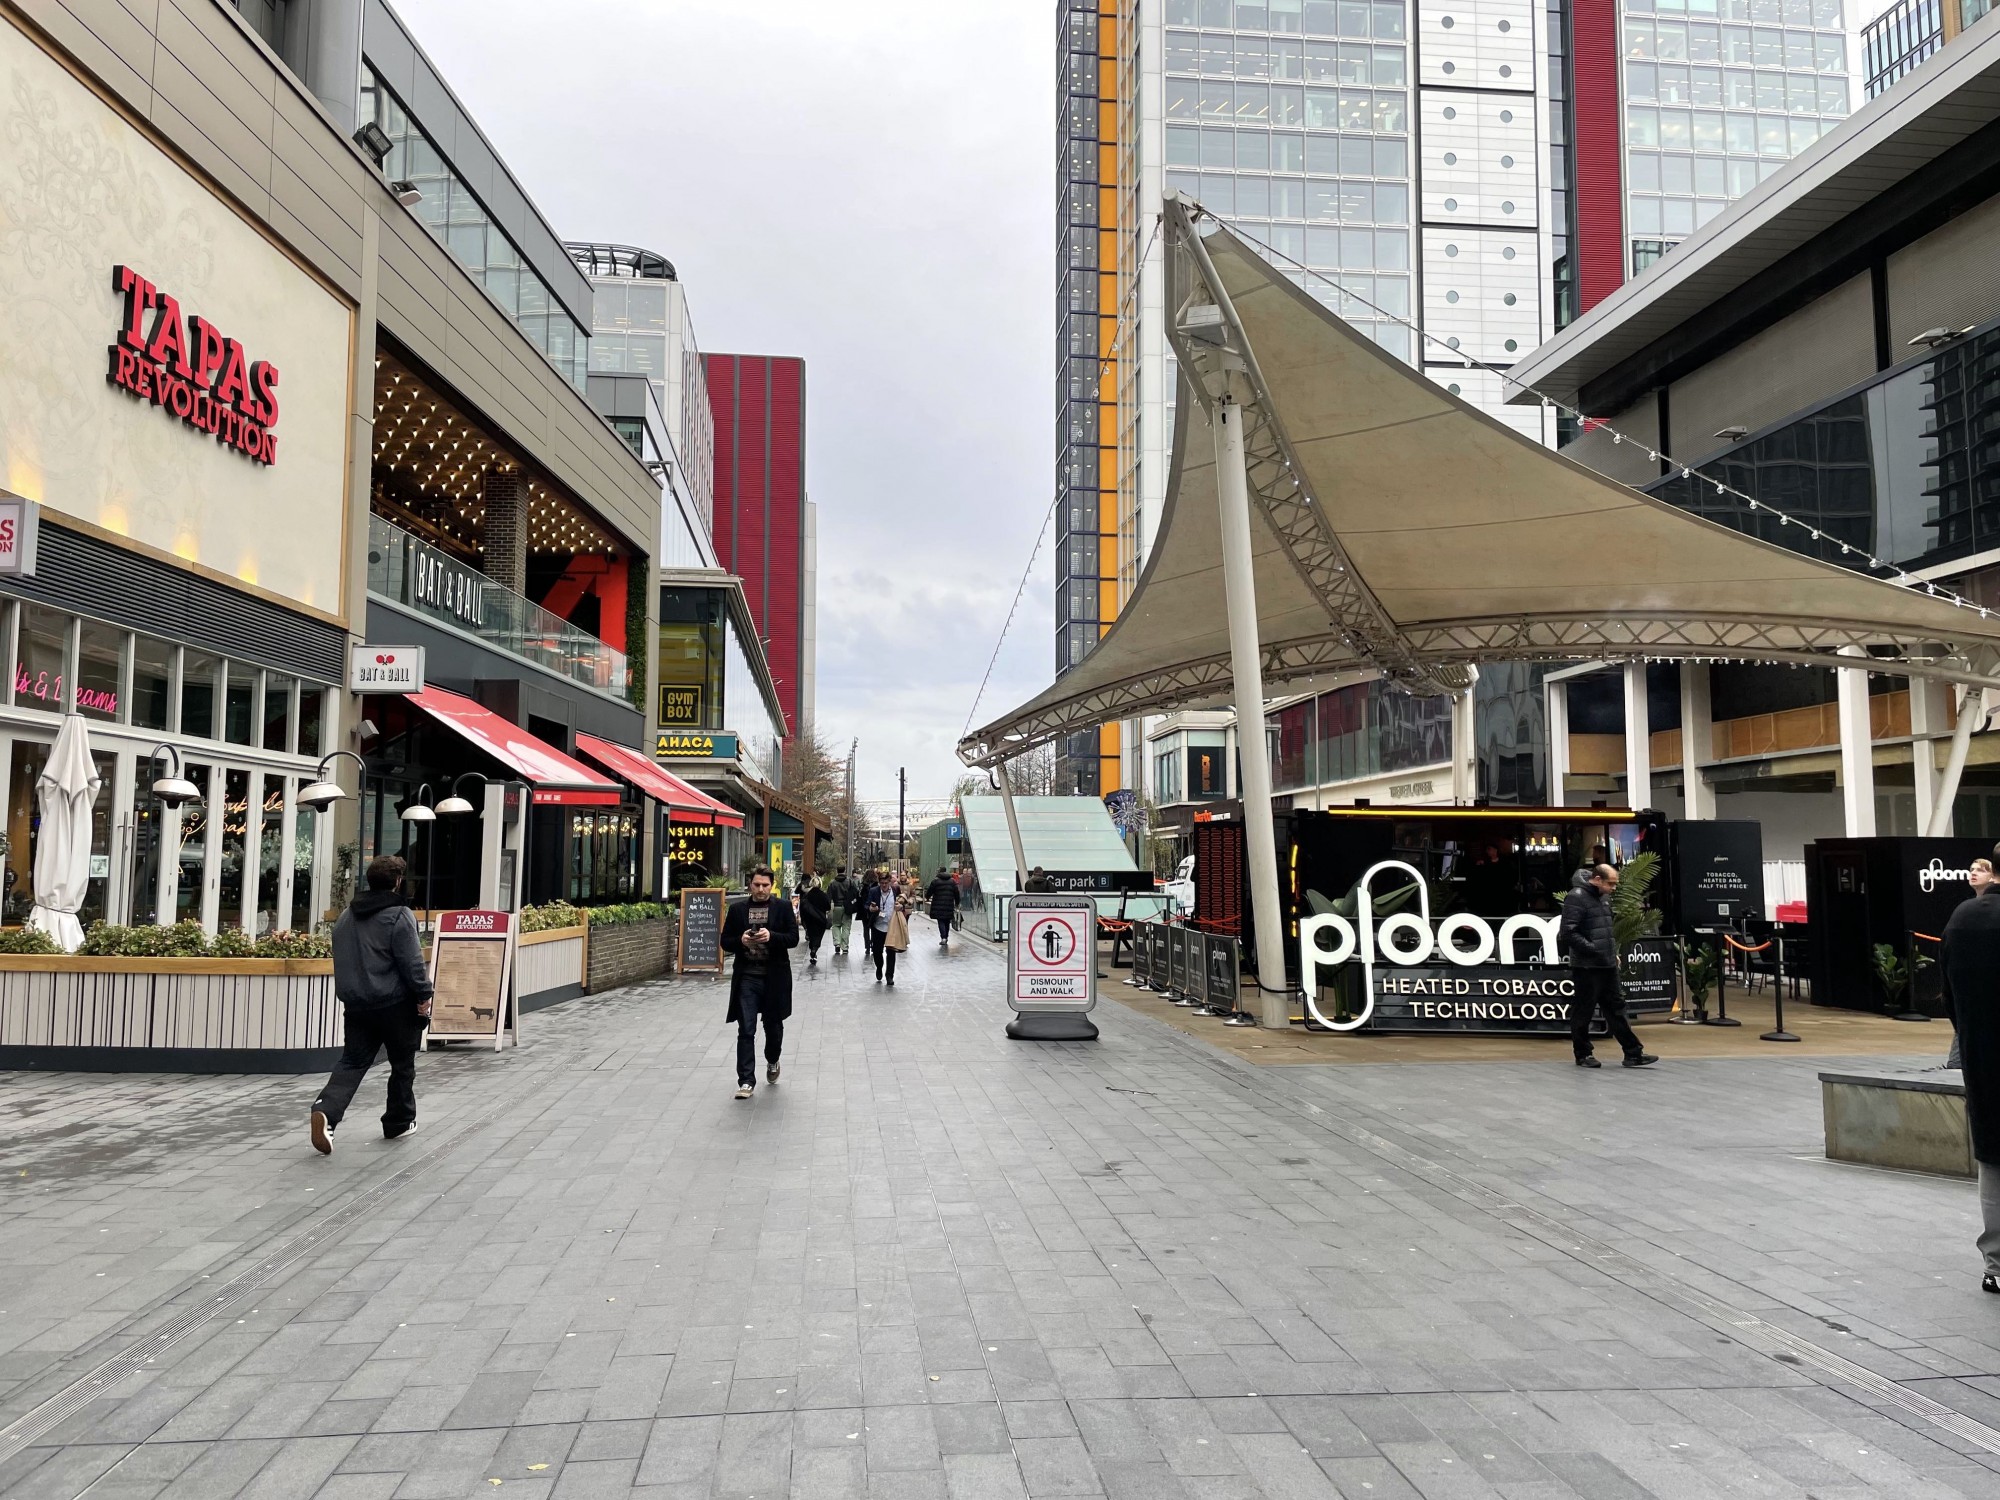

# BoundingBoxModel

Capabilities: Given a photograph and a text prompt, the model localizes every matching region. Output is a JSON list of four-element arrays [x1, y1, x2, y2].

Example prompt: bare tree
[[1006, 742, 1060, 797]]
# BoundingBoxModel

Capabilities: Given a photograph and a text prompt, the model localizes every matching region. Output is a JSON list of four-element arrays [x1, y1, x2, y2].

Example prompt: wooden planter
[[0, 955, 339, 1073], [518, 925, 588, 1012]]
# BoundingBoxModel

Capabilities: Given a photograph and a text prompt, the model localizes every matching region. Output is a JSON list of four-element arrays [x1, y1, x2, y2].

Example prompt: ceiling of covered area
[[371, 348, 622, 561], [957, 207, 2000, 769]]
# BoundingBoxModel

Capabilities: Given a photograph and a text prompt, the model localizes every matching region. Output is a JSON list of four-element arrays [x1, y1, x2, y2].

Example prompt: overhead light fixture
[[296, 778, 347, 812], [353, 120, 393, 167], [1909, 326, 1971, 349], [392, 181, 424, 207], [1713, 425, 1748, 442]]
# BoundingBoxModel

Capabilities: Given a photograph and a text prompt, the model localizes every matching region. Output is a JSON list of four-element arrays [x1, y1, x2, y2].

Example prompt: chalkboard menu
[[1167, 924, 1192, 1001], [678, 887, 726, 973], [427, 910, 515, 1051], [1203, 933, 1240, 1012]]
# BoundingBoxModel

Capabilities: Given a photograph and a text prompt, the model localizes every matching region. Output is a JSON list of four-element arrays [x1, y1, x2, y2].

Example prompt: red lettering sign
[[107, 265, 281, 467]]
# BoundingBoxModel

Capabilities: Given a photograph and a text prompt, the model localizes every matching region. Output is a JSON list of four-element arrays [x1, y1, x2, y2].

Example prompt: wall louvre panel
[[2, 522, 345, 683]]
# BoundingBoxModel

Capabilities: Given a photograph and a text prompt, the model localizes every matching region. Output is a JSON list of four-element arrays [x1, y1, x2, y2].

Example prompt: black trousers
[[868, 926, 896, 981], [313, 1005, 423, 1133], [936, 914, 953, 945], [804, 924, 825, 959], [736, 974, 784, 1085], [1570, 967, 1642, 1059]]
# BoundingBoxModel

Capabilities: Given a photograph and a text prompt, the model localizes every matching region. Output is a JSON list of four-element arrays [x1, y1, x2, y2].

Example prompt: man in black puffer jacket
[[310, 854, 434, 1153], [1558, 862, 1656, 1070]]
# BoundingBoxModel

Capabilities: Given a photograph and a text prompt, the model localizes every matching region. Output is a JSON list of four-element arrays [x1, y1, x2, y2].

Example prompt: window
[[13, 605, 68, 712], [76, 621, 124, 721], [225, 665, 256, 746], [133, 637, 172, 731], [182, 652, 218, 740]]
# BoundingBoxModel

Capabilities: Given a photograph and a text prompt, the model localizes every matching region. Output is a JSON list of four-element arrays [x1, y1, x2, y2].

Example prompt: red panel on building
[[1572, 0, 1626, 317], [705, 352, 807, 739]]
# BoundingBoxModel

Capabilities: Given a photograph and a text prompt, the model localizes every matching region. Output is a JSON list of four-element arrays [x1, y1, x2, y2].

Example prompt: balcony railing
[[367, 515, 628, 696]]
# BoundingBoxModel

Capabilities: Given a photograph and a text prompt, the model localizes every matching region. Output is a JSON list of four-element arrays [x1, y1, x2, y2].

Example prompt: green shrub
[[587, 902, 670, 927], [0, 927, 60, 954], [73, 921, 332, 959], [255, 929, 332, 959], [521, 901, 587, 933]]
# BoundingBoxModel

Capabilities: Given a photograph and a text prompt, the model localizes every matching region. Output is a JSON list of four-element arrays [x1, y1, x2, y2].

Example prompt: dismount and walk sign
[[1006, 895, 1099, 1040]]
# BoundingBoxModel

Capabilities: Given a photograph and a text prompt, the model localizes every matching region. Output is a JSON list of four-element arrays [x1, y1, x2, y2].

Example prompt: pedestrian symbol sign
[[1009, 897, 1096, 1011]]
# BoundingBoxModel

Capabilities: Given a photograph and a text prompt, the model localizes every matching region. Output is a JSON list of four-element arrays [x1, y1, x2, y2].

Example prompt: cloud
[[390, 0, 1059, 807]]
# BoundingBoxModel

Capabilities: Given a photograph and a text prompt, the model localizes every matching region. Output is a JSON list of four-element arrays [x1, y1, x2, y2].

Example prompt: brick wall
[[585, 916, 675, 993]]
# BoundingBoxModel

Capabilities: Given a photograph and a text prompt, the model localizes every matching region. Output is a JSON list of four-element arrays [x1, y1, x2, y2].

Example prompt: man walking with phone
[[309, 854, 434, 1153], [1559, 863, 1658, 1070], [721, 866, 798, 1099]]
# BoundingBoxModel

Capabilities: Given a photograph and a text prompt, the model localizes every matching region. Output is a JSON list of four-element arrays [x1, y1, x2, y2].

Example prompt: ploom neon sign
[[1298, 858, 1563, 1030], [106, 266, 281, 465]]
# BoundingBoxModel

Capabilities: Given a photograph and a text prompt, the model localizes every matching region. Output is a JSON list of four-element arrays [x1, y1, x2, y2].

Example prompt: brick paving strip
[[0, 934, 1998, 1496]]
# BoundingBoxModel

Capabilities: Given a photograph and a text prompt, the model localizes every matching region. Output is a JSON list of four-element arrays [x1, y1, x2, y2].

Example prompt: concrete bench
[[1820, 1068, 1972, 1179]]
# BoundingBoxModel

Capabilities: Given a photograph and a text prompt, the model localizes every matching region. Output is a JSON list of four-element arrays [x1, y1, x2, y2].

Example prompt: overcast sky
[[393, 0, 1056, 813]]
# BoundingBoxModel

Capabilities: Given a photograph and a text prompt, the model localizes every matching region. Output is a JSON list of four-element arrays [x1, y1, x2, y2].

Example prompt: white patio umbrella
[[27, 714, 101, 953]]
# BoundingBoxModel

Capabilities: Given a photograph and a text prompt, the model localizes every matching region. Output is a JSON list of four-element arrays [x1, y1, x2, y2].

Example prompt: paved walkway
[[1, 931, 1998, 1497]]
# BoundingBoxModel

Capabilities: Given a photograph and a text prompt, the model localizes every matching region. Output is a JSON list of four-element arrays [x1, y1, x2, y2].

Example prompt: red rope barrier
[[1723, 935, 1772, 954]]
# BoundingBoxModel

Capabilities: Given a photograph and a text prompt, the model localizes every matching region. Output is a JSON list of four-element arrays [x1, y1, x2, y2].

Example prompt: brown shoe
[[309, 1110, 333, 1155]]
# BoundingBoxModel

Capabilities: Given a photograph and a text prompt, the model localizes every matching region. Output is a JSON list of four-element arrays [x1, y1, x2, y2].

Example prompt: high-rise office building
[[1056, 0, 1558, 792], [1566, 0, 1855, 316], [705, 354, 814, 740]]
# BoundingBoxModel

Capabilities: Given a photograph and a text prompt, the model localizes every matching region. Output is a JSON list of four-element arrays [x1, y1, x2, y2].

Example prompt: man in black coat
[[927, 866, 961, 950], [1558, 863, 1657, 1070], [720, 866, 798, 1099], [1942, 857, 2000, 1290]]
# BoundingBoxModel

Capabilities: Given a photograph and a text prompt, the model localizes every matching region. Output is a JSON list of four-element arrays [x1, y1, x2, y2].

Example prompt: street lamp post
[[401, 785, 437, 924], [142, 744, 200, 924], [298, 750, 370, 914], [433, 772, 486, 915]]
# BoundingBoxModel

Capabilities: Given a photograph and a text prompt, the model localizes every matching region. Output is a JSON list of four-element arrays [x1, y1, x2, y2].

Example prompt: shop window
[[133, 638, 173, 732], [264, 675, 294, 754], [291, 796, 320, 934], [76, 621, 125, 722], [182, 653, 219, 740], [13, 604, 69, 713], [256, 777, 284, 935], [4, 739, 47, 923], [174, 765, 212, 924], [219, 768, 251, 931], [298, 688, 325, 760], [224, 665, 256, 747], [129, 756, 163, 925]]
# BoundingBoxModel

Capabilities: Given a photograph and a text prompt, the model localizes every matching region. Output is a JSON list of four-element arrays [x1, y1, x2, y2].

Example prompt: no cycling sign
[[1010, 897, 1095, 1009]]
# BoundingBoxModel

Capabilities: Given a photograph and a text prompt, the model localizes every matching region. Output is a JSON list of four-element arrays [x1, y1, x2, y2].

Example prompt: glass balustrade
[[367, 515, 628, 696]]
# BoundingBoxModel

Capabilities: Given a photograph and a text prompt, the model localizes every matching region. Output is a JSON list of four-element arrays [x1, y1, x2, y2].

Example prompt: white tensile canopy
[[959, 205, 2000, 770]]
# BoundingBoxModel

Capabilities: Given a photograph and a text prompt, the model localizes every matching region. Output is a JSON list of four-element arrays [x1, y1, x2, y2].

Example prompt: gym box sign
[[106, 266, 281, 466]]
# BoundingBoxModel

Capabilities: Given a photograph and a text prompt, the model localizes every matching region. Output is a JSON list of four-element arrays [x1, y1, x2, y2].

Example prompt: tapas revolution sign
[[425, 909, 516, 1050]]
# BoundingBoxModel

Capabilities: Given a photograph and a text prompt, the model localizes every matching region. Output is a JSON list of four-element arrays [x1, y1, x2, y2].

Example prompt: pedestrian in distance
[[800, 872, 831, 968], [309, 854, 434, 1154], [864, 868, 899, 986], [1024, 866, 1055, 893], [720, 866, 797, 1099], [828, 865, 856, 957], [927, 865, 961, 950], [1558, 862, 1658, 1070], [1942, 856, 2000, 1290]]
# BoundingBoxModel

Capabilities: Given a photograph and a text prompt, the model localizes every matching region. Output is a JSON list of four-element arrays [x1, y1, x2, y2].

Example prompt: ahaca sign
[[107, 265, 281, 465]]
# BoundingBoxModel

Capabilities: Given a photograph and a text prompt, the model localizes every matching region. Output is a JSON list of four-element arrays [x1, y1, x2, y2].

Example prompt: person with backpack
[[309, 854, 434, 1154], [1558, 863, 1657, 1070], [827, 866, 857, 957]]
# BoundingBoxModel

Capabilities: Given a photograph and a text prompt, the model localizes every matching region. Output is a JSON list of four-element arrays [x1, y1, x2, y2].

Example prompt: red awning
[[574, 733, 747, 829], [405, 686, 622, 806]]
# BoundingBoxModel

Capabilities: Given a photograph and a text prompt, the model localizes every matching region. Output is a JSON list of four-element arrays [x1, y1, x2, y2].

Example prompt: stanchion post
[[1759, 929, 1798, 1042], [1702, 927, 1742, 1026], [1892, 930, 1934, 1023]]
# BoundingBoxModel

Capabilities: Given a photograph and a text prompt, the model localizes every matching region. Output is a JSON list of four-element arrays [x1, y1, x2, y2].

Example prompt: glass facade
[[657, 585, 785, 790], [1645, 318, 2000, 574], [359, 68, 589, 390], [1620, 0, 1851, 272], [1266, 678, 1453, 794], [1160, 0, 1416, 361], [1862, 0, 1942, 96]]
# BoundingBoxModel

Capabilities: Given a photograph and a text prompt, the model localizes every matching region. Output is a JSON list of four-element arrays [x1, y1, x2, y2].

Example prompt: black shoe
[[1575, 1056, 1602, 1069], [809, 956, 816, 967], [1623, 1053, 1659, 1068], [767, 1062, 780, 1083], [886, 978, 895, 988], [1984, 1273, 1999, 1294]]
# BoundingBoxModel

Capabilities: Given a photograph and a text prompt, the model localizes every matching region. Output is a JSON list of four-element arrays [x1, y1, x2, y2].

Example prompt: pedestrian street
[[4, 935, 2000, 1498]]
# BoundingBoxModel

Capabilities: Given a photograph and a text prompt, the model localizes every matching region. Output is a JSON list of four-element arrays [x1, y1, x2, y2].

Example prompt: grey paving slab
[[0, 938, 1998, 1496]]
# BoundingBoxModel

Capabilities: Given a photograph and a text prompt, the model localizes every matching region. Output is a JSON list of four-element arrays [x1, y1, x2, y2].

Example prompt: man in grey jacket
[[310, 854, 435, 1153], [1558, 863, 1657, 1070]]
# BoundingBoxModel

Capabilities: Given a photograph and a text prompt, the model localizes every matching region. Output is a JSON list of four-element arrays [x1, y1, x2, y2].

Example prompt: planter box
[[586, 915, 675, 993], [0, 955, 339, 1073], [1820, 1068, 1973, 1178], [518, 925, 587, 1012]]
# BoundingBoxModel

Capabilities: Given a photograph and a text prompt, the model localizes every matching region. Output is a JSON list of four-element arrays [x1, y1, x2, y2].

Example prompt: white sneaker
[[386, 1122, 418, 1141], [309, 1110, 333, 1155], [735, 1084, 754, 1100]]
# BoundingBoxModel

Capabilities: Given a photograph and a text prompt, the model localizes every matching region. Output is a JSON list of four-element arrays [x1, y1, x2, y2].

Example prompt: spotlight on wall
[[1713, 425, 1749, 443], [353, 120, 392, 167], [391, 181, 424, 207], [1909, 326, 1971, 349]]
